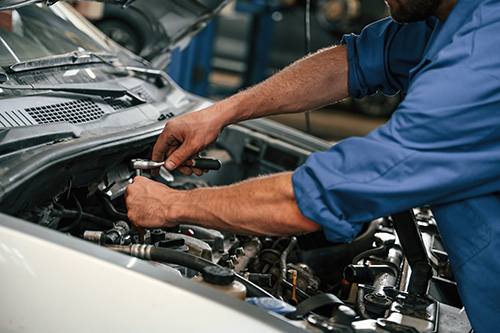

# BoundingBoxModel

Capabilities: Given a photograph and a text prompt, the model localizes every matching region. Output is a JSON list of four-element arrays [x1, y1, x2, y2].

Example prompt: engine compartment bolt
[[236, 247, 245, 256], [226, 259, 235, 269]]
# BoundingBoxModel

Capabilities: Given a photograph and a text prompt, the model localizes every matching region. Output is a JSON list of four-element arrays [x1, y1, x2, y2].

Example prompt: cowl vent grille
[[25, 98, 105, 124], [103, 97, 131, 111], [0, 110, 37, 127]]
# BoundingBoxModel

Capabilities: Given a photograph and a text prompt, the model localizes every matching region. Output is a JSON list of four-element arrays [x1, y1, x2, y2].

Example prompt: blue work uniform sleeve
[[293, 11, 500, 243], [341, 17, 436, 98]]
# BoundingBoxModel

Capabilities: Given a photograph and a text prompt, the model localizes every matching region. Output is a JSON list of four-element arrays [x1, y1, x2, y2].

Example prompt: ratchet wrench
[[130, 157, 221, 171], [130, 157, 222, 179]]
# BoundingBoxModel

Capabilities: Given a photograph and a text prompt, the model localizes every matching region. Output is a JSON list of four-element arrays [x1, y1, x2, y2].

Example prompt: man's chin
[[389, 9, 432, 23], [385, 0, 443, 23], [384, 0, 396, 13], [384, 0, 407, 23]]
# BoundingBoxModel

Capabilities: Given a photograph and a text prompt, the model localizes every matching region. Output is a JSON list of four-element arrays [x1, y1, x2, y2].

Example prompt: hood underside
[[0, 0, 231, 64]]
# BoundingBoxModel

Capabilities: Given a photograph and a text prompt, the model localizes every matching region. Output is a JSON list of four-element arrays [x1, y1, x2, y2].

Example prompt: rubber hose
[[351, 245, 386, 265], [108, 244, 274, 299], [101, 196, 129, 221], [355, 287, 370, 319], [61, 210, 114, 229], [275, 237, 298, 295]]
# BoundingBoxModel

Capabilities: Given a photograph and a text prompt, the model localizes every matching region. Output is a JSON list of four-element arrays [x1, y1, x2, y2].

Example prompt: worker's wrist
[[217, 91, 260, 124], [160, 189, 184, 225], [164, 189, 200, 226]]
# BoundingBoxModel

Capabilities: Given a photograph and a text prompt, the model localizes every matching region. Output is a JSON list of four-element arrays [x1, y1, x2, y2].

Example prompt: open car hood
[[124, 0, 231, 67], [0, 0, 231, 67], [0, 0, 137, 10]]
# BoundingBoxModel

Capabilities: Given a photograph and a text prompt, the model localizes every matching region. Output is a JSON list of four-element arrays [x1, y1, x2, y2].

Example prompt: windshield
[[0, 4, 128, 67]]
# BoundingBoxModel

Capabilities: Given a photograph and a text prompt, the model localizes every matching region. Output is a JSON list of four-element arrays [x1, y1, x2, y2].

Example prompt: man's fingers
[[176, 165, 194, 176], [164, 146, 199, 171], [192, 168, 205, 177], [152, 131, 197, 171], [130, 223, 147, 243], [130, 175, 147, 184], [152, 132, 182, 162], [151, 142, 168, 164]]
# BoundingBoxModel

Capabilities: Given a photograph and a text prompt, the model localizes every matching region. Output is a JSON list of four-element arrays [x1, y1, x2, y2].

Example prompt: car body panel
[[0, 213, 304, 333]]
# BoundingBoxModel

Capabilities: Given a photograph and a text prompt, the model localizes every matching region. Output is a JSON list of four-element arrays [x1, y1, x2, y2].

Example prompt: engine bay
[[9, 122, 471, 332]]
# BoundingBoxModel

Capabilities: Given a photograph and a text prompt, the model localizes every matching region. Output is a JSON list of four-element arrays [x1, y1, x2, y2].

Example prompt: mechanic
[[126, 0, 500, 331]]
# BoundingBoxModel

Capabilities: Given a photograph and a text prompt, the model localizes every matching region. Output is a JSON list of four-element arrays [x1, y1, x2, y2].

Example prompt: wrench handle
[[191, 158, 222, 170]]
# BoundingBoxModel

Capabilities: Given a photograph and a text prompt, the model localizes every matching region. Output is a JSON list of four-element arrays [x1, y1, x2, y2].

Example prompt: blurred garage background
[[73, 0, 397, 142]]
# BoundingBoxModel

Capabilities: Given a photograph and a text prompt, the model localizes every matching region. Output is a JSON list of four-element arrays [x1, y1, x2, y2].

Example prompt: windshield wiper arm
[[8, 51, 118, 73], [0, 83, 146, 105], [0, 0, 137, 11], [7, 51, 168, 86]]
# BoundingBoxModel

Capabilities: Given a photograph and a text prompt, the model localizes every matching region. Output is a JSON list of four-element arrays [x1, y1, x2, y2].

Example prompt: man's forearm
[[166, 172, 321, 236], [217, 45, 349, 127], [148, 45, 348, 172]]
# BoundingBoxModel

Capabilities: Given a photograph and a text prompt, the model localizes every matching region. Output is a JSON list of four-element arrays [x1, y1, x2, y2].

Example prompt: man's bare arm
[[221, 44, 349, 122], [125, 172, 321, 236], [152, 45, 349, 172]]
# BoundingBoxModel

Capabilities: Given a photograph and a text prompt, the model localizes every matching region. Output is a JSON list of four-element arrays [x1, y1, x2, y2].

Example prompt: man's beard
[[387, 0, 443, 23]]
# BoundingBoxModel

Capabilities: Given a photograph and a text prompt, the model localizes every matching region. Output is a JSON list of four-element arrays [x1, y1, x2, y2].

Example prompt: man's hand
[[152, 106, 224, 176], [125, 176, 177, 229]]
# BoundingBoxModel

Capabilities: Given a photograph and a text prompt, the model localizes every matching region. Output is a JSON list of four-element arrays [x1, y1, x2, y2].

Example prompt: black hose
[[108, 244, 275, 299], [355, 287, 370, 319], [274, 237, 298, 295], [151, 247, 275, 298], [352, 219, 382, 245], [61, 210, 114, 229], [351, 245, 386, 265], [58, 193, 83, 232], [271, 237, 291, 250], [100, 195, 129, 221]]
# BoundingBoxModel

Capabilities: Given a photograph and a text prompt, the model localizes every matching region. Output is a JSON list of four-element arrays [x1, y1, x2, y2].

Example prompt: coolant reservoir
[[192, 266, 247, 300]]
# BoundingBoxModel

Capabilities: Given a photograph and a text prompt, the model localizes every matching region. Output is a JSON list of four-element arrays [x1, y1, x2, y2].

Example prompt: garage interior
[[0, 1, 476, 332]]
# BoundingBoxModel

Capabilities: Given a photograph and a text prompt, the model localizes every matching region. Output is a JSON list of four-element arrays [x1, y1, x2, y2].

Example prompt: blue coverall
[[292, 0, 500, 331]]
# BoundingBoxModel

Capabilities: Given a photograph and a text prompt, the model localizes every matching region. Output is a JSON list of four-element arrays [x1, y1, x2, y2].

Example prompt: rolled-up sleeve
[[341, 17, 436, 98], [294, 13, 500, 243]]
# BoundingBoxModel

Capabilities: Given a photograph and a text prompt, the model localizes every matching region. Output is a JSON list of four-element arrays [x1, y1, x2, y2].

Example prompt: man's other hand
[[125, 176, 176, 229]]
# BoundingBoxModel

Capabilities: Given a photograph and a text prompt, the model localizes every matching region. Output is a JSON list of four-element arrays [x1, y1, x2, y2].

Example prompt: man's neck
[[435, 0, 458, 21]]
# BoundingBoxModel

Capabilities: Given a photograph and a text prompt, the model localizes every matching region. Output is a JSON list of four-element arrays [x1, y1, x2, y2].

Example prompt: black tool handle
[[191, 158, 222, 170]]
